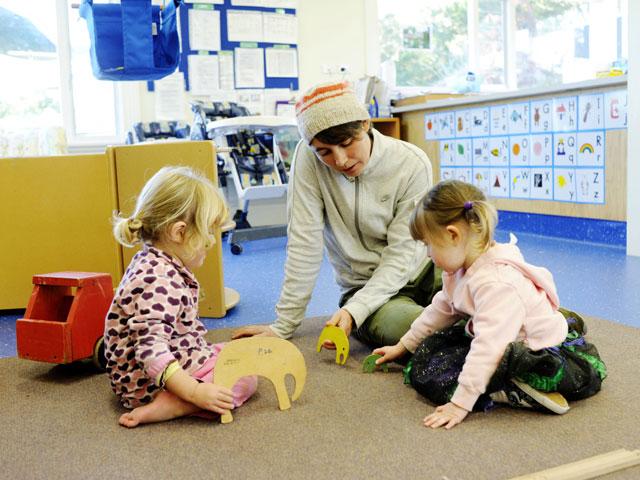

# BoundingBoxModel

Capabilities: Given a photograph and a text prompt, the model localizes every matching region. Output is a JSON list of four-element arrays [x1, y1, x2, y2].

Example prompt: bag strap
[[121, 0, 154, 70]]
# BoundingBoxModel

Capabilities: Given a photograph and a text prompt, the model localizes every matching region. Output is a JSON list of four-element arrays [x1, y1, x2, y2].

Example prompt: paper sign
[[510, 168, 532, 199], [576, 131, 605, 166], [472, 138, 491, 166], [578, 93, 604, 130], [554, 168, 577, 202], [576, 169, 605, 204], [530, 99, 553, 132], [489, 168, 509, 197], [510, 135, 530, 166], [235, 47, 265, 88], [188, 54, 220, 95], [490, 105, 509, 135], [507, 102, 530, 134], [553, 132, 577, 166], [469, 107, 490, 136], [488, 136, 509, 166], [227, 10, 264, 42], [454, 110, 472, 137], [530, 168, 553, 200], [263, 12, 297, 44], [604, 90, 628, 129], [553, 96, 578, 131], [472, 168, 491, 197], [265, 47, 298, 77], [188, 8, 221, 51]]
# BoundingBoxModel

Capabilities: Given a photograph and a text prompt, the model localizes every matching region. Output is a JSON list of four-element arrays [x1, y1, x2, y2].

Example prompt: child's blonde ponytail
[[112, 215, 144, 248]]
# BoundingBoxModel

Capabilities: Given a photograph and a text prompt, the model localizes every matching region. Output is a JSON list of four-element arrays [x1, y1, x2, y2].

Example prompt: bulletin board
[[149, 0, 299, 116], [398, 83, 628, 221]]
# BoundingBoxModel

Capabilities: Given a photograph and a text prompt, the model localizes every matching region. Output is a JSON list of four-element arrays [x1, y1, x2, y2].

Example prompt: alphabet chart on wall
[[424, 89, 628, 205]]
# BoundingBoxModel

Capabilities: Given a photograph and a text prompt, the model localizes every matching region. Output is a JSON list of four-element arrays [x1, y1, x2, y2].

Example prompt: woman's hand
[[322, 308, 354, 349], [372, 342, 408, 364], [231, 324, 278, 339], [423, 402, 469, 430], [191, 383, 235, 415]]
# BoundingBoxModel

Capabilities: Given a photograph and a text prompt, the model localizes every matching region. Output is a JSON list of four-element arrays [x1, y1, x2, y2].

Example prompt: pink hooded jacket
[[400, 240, 568, 412]]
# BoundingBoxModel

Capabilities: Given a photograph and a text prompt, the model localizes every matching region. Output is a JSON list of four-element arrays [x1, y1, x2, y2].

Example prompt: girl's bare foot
[[119, 391, 200, 428]]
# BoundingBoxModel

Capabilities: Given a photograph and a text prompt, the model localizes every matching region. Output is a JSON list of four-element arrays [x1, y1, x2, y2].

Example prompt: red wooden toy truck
[[16, 272, 113, 370]]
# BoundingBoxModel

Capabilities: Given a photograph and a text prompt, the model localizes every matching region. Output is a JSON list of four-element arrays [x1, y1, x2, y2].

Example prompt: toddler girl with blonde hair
[[106, 166, 257, 427]]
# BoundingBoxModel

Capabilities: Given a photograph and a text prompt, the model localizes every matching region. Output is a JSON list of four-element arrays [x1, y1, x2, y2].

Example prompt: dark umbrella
[[0, 6, 56, 55]]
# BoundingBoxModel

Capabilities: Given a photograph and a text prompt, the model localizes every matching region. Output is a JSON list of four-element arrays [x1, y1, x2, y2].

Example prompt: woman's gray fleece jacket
[[271, 128, 433, 338]]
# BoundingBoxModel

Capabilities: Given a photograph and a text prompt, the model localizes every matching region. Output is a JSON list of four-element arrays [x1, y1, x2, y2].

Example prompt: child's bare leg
[[119, 390, 200, 428]]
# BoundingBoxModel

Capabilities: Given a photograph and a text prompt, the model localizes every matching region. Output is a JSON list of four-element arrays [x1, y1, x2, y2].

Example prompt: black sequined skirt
[[405, 309, 607, 412]]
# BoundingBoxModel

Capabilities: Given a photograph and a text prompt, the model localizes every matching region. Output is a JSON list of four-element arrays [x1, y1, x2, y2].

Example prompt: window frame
[[54, 0, 133, 150], [372, 0, 627, 96]]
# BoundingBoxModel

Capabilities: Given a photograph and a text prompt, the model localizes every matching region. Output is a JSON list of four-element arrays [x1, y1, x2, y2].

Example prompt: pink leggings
[[193, 342, 258, 408]]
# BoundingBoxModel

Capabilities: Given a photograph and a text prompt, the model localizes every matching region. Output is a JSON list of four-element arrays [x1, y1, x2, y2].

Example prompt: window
[[378, 0, 469, 94], [0, 0, 122, 146], [514, 0, 627, 89], [0, 1, 61, 130], [377, 0, 627, 95]]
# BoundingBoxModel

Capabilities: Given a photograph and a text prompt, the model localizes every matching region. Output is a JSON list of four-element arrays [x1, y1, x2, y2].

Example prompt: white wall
[[628, 1, 639, 256], [297, 0, 370, 91]]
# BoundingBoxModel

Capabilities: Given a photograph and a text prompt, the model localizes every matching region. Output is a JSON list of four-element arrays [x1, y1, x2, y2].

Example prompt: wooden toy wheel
[[92, 336, 107, 371]]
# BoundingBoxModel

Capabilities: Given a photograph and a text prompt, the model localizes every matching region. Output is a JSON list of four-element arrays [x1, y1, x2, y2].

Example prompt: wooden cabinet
[[371, 117, 400, 139]]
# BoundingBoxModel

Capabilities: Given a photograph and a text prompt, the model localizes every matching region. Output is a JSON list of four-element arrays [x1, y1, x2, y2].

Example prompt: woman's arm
[[271, 142, 326, 339]]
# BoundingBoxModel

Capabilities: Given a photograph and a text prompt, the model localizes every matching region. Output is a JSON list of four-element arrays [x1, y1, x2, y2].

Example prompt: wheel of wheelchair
[[230, 243, 243, 255]]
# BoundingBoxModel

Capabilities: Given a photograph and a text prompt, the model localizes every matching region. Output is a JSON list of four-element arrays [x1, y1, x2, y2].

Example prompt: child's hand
[[232, 325, 278, 339], [423, 402, 469, 430], [372, 342, 407, 364], [192, 383, 235, 415]]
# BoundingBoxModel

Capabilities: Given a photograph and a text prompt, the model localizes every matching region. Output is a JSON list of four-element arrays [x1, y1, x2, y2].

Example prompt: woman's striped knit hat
[[295, 81, 370, 144]]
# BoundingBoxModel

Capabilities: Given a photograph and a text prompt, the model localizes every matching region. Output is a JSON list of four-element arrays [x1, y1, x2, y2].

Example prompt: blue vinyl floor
[[1, 230, 639, 359]]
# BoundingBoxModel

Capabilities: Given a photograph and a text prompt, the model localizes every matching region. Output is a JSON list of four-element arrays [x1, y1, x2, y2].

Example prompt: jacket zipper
[[354, 177, 376, 253]]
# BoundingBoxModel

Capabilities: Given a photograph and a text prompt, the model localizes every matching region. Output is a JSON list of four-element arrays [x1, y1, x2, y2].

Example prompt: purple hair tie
[[463, 201, 473, 211]]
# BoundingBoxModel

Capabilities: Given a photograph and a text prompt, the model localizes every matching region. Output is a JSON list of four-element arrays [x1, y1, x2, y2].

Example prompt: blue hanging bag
[[79, 0, 181, 81]]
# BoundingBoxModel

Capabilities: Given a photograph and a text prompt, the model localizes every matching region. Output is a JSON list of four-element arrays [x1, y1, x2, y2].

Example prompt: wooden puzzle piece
[[214, 337, 307, 424], [316, 326, 349, 365], [362, 353, 389, 373]]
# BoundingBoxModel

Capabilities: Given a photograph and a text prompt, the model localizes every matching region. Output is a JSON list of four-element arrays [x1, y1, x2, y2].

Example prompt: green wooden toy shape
[[362, 353, 389, 373], [214, 337, 307, 424], [316, 325, 349, 365]]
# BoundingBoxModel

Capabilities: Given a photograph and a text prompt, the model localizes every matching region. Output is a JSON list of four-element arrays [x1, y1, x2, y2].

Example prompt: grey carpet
[[2, 316, 639, 480]]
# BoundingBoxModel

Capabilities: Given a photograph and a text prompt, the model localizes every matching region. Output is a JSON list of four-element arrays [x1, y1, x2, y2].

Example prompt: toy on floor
[[213, 337, 307, 424], [16, 272, 113, 370], [316, 326, 349, 365], [362, 353, 389, 373]]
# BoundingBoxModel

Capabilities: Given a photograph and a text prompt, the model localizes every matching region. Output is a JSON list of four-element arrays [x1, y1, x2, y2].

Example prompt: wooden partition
[[0, 153, 121, 309], [396, 78, 627, 221], [108, 141, 228, 317]]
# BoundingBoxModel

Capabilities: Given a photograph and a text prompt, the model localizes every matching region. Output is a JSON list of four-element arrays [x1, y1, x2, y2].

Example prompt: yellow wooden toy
[[316, 326, 349, 365], [213, 337, 307, 424]]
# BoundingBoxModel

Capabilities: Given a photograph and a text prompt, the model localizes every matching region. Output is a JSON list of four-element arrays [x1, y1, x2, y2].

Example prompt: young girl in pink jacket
[[374, 180, 606, 430]]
